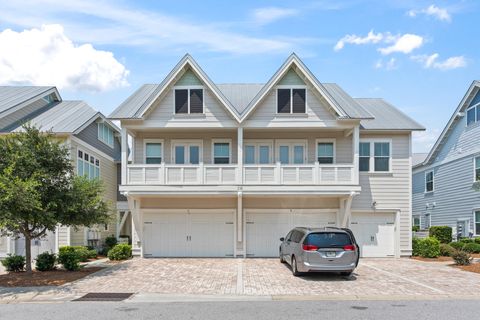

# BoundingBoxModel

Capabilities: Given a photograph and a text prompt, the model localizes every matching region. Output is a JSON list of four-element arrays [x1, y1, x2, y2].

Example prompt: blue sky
[[0, 0, 478, 152]]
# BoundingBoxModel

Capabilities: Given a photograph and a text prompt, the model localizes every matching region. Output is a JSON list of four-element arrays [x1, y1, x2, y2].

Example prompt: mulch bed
[[456, 263, 480, 274], [411, 253, 480, 262], [0, 267, 104, 287]]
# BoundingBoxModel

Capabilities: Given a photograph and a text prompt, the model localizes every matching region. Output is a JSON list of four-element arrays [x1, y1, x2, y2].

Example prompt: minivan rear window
[[304, 232, 351, 248]]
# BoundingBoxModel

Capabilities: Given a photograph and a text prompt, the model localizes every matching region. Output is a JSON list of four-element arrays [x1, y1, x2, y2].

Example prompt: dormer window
[[277, 88, 306, 114], [466, 104, 480, 126], [174, 87, 203, 114]]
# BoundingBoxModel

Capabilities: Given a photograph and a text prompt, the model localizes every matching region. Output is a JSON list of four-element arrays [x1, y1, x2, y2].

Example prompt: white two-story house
[[110, 54, 424, 258]]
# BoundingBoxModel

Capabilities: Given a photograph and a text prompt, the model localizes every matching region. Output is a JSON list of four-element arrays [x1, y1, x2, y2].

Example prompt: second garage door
[[143, 210, 235, 257], [349, 212, 396, 257], [246, 210, 337, 257]]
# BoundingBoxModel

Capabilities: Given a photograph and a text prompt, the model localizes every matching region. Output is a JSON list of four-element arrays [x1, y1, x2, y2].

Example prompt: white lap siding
[[352, 133, 412, 256]]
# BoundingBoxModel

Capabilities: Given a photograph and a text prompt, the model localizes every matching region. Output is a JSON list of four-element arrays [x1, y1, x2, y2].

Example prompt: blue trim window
[[467, 104, 480, 126], [98, 122, 114, 147], [425, 170, 434, 192], [475, 156, 480, 182]]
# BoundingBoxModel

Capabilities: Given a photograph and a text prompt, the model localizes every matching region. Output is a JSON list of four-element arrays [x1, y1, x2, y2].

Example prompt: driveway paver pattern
[[61, 258, 480, 297]]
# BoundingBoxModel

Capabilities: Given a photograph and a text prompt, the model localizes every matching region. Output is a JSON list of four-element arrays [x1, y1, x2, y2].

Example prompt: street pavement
[[0, 299, 478, 320]]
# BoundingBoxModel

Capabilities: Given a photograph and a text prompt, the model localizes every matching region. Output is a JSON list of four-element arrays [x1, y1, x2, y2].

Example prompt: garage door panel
[[189, 212, 234, 257], [350, 213, 395, 258], [246, 210, 337, 257], [144, 213, 188, 257]]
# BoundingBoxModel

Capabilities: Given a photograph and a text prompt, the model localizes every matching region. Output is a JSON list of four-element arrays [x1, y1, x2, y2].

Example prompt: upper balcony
[[120, 127, 360, 191]]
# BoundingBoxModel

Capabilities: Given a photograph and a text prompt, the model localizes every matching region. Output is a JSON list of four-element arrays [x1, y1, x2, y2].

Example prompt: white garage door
[[143, 210, 235, 257], [246, 210, 337, 257], [350, 212, 396, 257]]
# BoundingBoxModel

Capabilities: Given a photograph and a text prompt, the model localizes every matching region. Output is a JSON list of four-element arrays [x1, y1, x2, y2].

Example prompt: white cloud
[[334, 30, 423, 55], [407, 5, 451, 22], [0, 24, 129, 91], [251, 7, 299, 26], [411, 53, 467, 70], [378, 34, 424, 55], [0, 0, 296, 55], [334, 30, 385, 51]]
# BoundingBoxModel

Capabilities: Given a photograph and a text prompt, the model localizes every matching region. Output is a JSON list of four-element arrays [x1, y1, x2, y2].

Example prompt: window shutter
[[190, 89, 203, 113], [175, 89, 188, 113], [292, 89, 306, 113], [277, 89, 291, 113]]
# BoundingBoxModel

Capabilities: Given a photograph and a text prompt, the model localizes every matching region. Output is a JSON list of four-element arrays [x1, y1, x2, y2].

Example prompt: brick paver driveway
[[63, 258, 480, 298]]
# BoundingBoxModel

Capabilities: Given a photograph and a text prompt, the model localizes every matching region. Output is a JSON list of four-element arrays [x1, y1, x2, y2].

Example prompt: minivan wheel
[[291, 256, 301, 276]]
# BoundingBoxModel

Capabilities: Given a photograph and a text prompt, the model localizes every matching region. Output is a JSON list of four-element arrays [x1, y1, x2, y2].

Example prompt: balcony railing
[[126, 163, 356, 186]]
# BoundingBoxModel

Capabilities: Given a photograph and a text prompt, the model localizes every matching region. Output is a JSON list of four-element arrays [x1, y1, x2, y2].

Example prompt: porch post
[[121, 127, 128, 185], [129, 198, 143, 257], [237, 192, 243, 243], [237, 127, 243, 184], [352, 125, 360, 184]]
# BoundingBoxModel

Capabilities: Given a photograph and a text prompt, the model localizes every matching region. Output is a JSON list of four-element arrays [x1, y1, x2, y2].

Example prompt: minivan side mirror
[[279, 237, 285, 242]]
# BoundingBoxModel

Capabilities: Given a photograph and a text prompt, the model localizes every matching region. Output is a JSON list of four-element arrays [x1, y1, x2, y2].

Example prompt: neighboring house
[[0, 86, 125, 259], [413, 81, 480, 239], [110, 53, 423, 258]]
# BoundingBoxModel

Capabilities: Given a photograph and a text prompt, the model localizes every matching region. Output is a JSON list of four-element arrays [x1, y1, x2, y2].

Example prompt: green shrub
[[449, 242, 465, 250], [87, 249, 97, 259], [459, 238, 474, 244], [35, 252, 56, 271], [412, 237, 421, 256], [462, 243, 480, 254], [474, 238, 480, 244], [418, 237, 440, 258], [412, 226, 420, 232], [104, 235, 118, 249], [429, 226, 452, 244], [1, 254, 25, 272], [439, 243, 455, 257], [59, 246, 92, 262], [451, 250, 471, 265], [58, 250, 80, 271], [107, 244, 132, 261]]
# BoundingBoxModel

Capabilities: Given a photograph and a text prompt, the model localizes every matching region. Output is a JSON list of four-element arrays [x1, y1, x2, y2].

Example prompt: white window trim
[[143, 139, 164, 164], [212, 139, 232, 164], [315, 138, 336, 164], [77, 147, 100, 180], [412, 215, 421, 228], [173, 85, 205, 115], [466, 102, 480, 127], [425, 169, 434, 193], [473, 209, 480, 236], [275, 85, 308, 114], [474, 155, 480, 182], [243, 139, 274, 164], [171, 139, 203, 164], [275, 139, 308, 164], [97, 122, 114, 148], [359, 139, 393, 173]]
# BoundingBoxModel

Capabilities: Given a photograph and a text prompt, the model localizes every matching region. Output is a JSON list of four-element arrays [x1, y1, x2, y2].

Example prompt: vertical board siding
[[278, 69, 305, 86], [75, 122, 121, 160], [413, 156, 479, 233], [353, 133, 412, 254]]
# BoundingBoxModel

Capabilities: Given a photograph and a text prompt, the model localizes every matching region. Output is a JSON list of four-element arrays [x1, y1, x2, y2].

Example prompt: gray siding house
[[413, 81, 480, 239], [0, 86, 125, 259]]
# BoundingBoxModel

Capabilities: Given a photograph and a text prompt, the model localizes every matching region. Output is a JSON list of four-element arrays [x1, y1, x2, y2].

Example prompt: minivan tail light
[[302, 244, 318, 251], [343, 245, 356, 251]]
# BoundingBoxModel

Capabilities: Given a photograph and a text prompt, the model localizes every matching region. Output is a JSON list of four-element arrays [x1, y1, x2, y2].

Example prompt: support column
[[237, 127, 243, 184], [121, 127, 128, 185], [353, 125, 360, 184], [129, 198, 143, 257], [237, 192, 243, 243], [341, 192, 356, 227]]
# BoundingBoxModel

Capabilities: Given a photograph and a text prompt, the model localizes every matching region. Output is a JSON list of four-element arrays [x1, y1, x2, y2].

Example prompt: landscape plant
[[0, 254, 25, 272], [429, 226, 452, 244], [35, 252, 56, 271], [451, 250, 471, 265], [0, 125, 110, 273], [107, 244, 132, 260]]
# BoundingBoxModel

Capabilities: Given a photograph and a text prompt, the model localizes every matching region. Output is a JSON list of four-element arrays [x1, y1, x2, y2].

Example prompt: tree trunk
[[25, 236, 32, 273]]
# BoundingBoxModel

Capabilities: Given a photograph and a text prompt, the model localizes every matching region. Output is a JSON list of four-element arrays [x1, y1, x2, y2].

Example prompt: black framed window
[[292, 89, 306, 113], [175, 88, 203, 114], [277, 88, 306, 113], [277, 89, 291, 113], [374, 142, 390, 172], [359, 142, 370, 172]]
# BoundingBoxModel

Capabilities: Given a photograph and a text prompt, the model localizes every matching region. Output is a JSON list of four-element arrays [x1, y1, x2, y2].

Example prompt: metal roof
[[412, 153, 428, 167], [11, 100, 98, 133], [216, 84, 264, 115], [110, 84, 161, 119], [322, 83, 374, 119], [355, 98, 425, 131], [0, 86, 56, 115]]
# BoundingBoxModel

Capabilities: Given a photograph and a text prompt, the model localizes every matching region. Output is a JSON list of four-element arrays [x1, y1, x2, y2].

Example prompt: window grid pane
[[359, 158, 369, 171], [214, 143, 230, 164], [190, 146, 199, 164], [245, 146, 255, 164], [467, 107, 476, 125], [190, 89, 203, 113], [259, 146, 270, 164], [279, 146, 289, 164], [175, 89, 188, 113], [292, 89, 306, 113], [359, 143, 370, 157], [277, 89, 291, 113], [175, 146, 185, 164], [293, 146, 304, 164]]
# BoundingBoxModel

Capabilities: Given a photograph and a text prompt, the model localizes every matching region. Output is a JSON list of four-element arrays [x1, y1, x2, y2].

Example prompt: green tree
[[0, 125, 110, 272]]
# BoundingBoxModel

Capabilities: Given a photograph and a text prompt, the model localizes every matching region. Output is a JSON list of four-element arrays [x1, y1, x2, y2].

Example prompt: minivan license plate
[[325, 252, 336, 257]]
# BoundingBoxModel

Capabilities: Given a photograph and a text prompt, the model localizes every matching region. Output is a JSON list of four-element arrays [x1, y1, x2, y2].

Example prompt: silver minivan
[[279, 227, 360, 276]]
